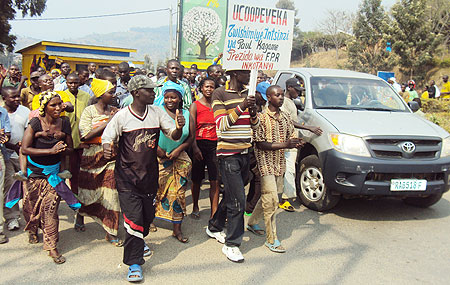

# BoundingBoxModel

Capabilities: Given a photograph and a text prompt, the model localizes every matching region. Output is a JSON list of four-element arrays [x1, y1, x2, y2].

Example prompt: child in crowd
[[247, 85, 304, 253], [101, 75, 185, 282]]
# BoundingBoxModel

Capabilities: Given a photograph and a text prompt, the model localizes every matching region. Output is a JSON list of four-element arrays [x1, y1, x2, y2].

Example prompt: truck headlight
[[441, 136, 450, 157], [329, 133, 371, 157]]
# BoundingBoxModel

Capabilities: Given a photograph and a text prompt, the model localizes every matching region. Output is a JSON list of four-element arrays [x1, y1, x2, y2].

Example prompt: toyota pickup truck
[[273, 68, 450, 211]]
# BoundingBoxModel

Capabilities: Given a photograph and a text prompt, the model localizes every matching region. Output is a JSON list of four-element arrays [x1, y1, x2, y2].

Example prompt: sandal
[[149, 223, 157, 232], [28, 232, 39, 244], [279, 200, 295, 212], [247, 224, 265, 236], [127, 264, 143, 282], [172, 232, 189, 243], [106, 235, 124, 247], [143, 243, 152, 257], [49, 253, 66, 264], [265, 239, 286, 253], [190, 211, 200, 220]]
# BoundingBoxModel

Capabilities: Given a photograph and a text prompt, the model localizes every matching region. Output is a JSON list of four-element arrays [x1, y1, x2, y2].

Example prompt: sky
[[10, 0, 398, 41]]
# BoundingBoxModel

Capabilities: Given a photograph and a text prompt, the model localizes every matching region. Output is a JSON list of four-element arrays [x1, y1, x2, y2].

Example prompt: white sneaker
[[206, 228, 226, 244], [7, 219, 19, 231], [222, 245, 244, 263]]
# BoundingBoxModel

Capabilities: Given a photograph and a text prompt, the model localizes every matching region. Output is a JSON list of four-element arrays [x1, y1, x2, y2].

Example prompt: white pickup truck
[[273, 68, 450, 211]]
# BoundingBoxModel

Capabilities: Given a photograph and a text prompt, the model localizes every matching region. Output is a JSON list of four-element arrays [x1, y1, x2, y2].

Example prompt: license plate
[[390, 179, 427, 191]]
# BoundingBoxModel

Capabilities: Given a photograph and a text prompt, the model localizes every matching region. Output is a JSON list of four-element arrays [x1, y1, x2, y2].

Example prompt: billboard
[[178, 0, 228, 70], [222, 3, 294, 71]]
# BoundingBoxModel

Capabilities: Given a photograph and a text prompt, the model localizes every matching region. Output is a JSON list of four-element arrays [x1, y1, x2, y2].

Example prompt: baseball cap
[[128, 75, 158, 92], [286, 78, 303, 91], [256, 82, 270, 101]]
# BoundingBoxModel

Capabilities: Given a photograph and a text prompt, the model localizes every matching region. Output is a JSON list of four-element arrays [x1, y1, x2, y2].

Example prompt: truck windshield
[[311, 77, 408, 112]]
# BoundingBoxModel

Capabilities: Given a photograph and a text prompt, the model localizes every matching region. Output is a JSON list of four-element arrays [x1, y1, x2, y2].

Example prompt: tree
[[389, 0, 441, 81], [427, 0, 450, 50], [182, 7, 222, 60], [347, 0, 395, 74], [320, 10, 354, 61], [0, 0, 47, 52]]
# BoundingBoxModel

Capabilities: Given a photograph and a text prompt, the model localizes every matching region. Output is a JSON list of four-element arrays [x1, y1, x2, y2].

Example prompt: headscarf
[[39, 91, 61, 116], [154, 80, 185, 106], [161, 80, 185, 99], [51, 69, 61, 75], [90, 78, 114, 98]]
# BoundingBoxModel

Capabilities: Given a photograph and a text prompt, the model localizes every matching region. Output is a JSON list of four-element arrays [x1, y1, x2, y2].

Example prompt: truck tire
[[296, 154, 340, 211], [403, 193, 443, 208]]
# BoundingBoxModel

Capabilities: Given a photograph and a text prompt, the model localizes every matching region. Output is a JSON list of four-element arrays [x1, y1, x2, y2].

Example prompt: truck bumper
[[320, 149, 450, 196]]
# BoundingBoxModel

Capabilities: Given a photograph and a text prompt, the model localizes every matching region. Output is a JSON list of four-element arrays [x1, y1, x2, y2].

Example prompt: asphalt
[[1, 186, 450, 285]]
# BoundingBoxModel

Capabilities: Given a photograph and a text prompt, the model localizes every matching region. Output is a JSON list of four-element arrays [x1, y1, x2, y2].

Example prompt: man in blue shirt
[[116, 62, 131, 108]]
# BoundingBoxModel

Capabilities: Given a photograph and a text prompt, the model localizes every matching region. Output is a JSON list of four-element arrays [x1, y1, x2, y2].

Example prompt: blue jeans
[[208, 153, 249, 247]]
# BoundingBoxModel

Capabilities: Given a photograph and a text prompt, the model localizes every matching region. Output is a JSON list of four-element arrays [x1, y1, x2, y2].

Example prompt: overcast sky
[[11, 0, 397, 40]]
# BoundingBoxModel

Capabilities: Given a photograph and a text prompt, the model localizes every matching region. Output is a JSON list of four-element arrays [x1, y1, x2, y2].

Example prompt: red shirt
[[194, 100, 217, 141]]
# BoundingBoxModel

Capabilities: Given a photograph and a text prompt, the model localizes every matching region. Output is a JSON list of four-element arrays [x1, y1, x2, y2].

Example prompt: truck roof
[[279, 68, 380, 80]]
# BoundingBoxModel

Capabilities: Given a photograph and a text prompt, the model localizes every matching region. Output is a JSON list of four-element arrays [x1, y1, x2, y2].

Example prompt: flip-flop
[[143, 243, 152, 257], [247, 224, 265, 236], [279, 201, 295, 212], [127, 264, 143, 282], [49, 253, 66, 264], [265, 239, 286, 253], [106, 236, 124, 247], [190, 211, 200, 220], [172, 232, 189, 243]]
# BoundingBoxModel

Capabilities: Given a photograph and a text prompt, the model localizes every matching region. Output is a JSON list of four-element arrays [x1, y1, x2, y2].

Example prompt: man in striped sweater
[[206, 69, 258, 263]]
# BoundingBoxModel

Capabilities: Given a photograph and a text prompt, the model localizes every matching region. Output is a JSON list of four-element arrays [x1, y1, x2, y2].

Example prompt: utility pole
[[169, 6, 173, 59]]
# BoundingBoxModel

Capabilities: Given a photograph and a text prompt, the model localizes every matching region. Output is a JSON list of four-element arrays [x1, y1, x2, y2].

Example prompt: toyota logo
[[401, 142, 416, 153]]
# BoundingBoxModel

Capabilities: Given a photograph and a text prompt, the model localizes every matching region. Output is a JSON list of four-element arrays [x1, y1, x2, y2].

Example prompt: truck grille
[[365, 172, 444, 182], [365, 136, 441, 159]]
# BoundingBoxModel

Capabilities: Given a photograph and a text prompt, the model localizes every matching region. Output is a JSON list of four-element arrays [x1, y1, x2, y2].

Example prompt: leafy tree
[[389, 0, 441, 81], [0, 0, 47, 52], [182, 7, 222, 59], [347, 0, 395, 74]]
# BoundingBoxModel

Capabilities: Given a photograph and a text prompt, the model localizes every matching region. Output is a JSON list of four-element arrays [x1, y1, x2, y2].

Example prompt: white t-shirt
[[7, 105, 30, 159]]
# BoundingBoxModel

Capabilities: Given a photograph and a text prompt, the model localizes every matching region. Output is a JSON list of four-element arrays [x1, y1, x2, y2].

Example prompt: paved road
[[1, 187, 450, 284]]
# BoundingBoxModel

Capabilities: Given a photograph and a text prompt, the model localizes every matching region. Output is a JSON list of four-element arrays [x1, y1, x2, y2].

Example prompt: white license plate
[[390, 179, 427, 191]]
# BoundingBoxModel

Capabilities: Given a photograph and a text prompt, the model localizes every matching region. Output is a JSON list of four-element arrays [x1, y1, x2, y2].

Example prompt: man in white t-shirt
[[280, 78, 322, 212], [2, 86, 30, 231]]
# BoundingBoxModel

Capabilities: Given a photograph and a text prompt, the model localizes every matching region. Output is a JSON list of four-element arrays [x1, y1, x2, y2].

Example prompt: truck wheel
[[296, 155, 340, 211], [403, 193, 443, 208]]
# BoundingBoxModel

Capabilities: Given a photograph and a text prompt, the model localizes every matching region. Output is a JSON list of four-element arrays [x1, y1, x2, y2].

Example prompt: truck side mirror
[[293, 98, 305, 111], [408, 101, 420, 113]]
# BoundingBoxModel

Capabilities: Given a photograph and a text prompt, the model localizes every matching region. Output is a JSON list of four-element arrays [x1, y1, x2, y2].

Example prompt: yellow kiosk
[[17, 41, 144, 79]]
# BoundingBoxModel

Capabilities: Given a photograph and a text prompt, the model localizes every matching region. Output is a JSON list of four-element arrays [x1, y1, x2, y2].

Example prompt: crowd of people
[[0, 59, 323, 282], [387, 75, 450, 102]]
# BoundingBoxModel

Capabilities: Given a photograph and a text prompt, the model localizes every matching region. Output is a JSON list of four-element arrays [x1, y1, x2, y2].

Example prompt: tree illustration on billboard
[[182, 7, 222, 59], [179, 0, 228, 70]]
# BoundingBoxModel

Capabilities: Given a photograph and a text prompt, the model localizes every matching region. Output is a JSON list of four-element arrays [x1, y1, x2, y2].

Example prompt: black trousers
[[118, 190, 155, 266], [208, 153, 249, 247]]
